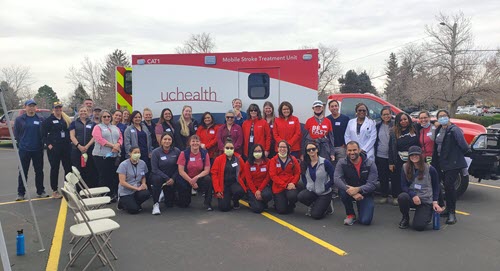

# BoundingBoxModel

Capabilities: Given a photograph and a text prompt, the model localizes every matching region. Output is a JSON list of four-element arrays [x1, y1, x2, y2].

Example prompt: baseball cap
[[24, 99, 37, 106], [93, 107, 102, 112], [312, 100, 324, 107], [53, 101, 63, 108], [408, 146, 422, 156]]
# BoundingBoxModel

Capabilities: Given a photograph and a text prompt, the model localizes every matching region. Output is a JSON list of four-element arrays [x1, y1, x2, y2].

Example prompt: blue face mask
[[438, 116, 449, 125]]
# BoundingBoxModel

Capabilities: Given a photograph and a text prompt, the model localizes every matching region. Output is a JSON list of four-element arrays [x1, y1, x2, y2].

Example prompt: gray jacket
[[124, 124, 153, 158], [303, 157, 334, 196]]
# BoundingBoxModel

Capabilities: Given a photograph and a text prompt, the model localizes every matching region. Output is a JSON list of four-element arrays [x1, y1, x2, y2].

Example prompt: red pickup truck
[[327, 93, 487, 197], [0, 109, 52, 142]]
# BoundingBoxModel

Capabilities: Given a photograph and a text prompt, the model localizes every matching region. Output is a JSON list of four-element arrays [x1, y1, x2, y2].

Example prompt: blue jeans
[[338, 189, 374, 225]]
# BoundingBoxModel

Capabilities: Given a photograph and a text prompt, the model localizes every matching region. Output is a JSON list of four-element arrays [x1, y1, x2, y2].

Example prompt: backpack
[[183, 148, 208, 174]]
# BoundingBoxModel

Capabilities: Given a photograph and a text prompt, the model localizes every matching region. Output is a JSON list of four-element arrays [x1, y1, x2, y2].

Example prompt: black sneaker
[[399, 217, 410, 229], [233, 200, 240, 210]]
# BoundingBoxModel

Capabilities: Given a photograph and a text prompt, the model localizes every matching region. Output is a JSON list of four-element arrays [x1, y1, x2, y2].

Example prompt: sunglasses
[[226, 116, 234, 119], [225, 147, 234, 150], [249, 109, 258, 112], [102, 116, 111, 118], [357, 109, 367, 112], [306, 147, 317, 152]]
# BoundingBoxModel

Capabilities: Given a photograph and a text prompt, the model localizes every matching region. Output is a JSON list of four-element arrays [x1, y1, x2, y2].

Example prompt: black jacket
[[334, 153, 378, 195], [42, 114, 71, 146], [431, 124, 469, 171]]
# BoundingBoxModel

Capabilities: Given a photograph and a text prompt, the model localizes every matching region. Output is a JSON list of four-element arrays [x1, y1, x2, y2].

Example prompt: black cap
[[408, 146, 422, 156]]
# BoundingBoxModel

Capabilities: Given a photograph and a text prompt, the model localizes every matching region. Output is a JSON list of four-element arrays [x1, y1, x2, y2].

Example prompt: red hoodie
[[196, 124, 220, 159], [244, 159, 271, 194], [242, 118, 271, 157], [211, 153, 247, 194], [268, 155, 300, 194], [273, 115, 302, 152]]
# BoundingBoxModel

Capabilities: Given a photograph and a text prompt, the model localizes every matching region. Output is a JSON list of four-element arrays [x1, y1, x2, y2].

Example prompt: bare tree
[[98, 49, 131, 110], [302, 44, 341, 101], [0, 65, 35, 104], [175, 32, 216, 54], [66, 56, 102, 102]]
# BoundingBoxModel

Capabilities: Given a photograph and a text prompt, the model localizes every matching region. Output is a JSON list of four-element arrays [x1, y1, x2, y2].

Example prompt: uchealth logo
[[157, 87, 222, 103]]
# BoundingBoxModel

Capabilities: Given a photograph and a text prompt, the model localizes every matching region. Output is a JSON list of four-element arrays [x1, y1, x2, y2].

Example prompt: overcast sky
[[1, 0, 499, 100]]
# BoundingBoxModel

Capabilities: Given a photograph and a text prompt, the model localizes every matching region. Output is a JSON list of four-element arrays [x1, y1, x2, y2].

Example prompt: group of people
[[13, 96, 470, 231]]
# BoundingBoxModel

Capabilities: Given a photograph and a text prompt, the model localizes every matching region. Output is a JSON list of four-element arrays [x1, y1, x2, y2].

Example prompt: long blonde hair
[[179, 105, 192, 137], [53, 106, 71, 127]]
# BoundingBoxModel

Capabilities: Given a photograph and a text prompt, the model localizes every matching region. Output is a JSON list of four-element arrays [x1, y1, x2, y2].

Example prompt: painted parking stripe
[[469, 182, 500, 189], [455, 210, 470, 216], [45, 198, 67, 271], [239, 200, 348, 256], [0, 197, 52, 206]]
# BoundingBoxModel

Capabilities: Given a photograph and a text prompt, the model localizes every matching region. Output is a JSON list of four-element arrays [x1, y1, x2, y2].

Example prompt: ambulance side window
[[248, 73, 269, 99], [124, 71, 132, 95]]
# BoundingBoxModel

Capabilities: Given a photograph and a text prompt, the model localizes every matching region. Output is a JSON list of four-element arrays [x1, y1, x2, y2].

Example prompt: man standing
[[14, 99, 48, 200], [303, 101, 335, 161], [334, 141, 377, 225], [326, 100, 350, 161], [83, 98, 94, 112]]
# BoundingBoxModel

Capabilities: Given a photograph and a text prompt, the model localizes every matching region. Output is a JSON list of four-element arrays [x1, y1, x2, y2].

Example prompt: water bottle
[[81, 154, 86, 168], [433, 211, 440, 230], [16, 229, 25, 256]]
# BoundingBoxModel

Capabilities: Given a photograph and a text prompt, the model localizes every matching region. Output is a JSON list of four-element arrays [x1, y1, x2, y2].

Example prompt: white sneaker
[[191, 188, 197, 196], [152, 203, 161, 215], [159, 190, 165, 202]]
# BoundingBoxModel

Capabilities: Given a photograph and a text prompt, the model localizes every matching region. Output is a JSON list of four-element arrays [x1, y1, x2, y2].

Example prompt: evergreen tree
[[384, 52, 399, 104], [358, 71, 377, 95], [338, 70, 360, 93], [34, 85, 58, 109], [70, 83, 90, 112]]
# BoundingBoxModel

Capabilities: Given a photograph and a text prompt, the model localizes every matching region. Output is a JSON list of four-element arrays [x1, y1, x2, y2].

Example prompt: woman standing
[[344, 103, 377, 160], [177, 135, 212, 210], [124, 111, 153, 172], [431, 110, 469, 225], [417, 111, 435, 162], [69, 106, 96, 187], [242, 104, 271, 159], [269, 140, 301, 214], [273, 101, 301, 159], [388, 112, 419, 206], [41, 102, 72, 199], [398, 146, 442, 231], [217, 110, 243, 155], [92, 110, 122, 201], [298, 142, 335, 220], [150, 132, 181, 215], [121, 109, 130, 126], [244, 144, 272, 213], [211, 138, 247, 212], [374, 107, 394, 204], [155, 108, 176, 145], [116, 146, 151, 214], [196, 112, 220, 163], [112, 109, 127, 162], [175, 105, 198, 150], [263, 101, 276, 158]]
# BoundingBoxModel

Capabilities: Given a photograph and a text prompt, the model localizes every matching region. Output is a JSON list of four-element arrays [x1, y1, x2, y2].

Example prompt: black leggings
[[47, 143, 72, 191], [247, 186, 273, 213], [298, 190, 333, 220], [93, 156, 119, 197], [438, 168, 460, 213], [274, 189, 298, 214], [398, 192, 433, 231], [118, 190, 151, 214], [218, 182, 245, 212]]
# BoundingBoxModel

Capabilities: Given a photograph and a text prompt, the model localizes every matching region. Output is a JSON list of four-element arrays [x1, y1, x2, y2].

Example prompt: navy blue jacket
[[431, 124, 469, 171], [14, 113, 44, 151], [42, 114, 71, 146], [327, 114, 350, 147]]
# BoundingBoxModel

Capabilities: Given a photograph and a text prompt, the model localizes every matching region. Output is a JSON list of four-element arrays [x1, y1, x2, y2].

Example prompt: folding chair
[[61, 187, 120, 271], [65, 173, 111, 210], [72, 166, 110, 198]]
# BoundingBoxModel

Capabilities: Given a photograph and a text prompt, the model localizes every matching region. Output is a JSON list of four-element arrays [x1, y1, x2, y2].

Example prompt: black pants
[[47, 143, 72, 191], [398, 192, 433, 231], [17, 149, 45, 196], [70, 147, 97, 188], [93, 156, 119, 197], [150, 174, 175, 207], [390, 157, 404, 197], [177, 176, 213, 208], [218, 182, 245, 212], [247, 186, 273, 213], [376, 157, 394, 197], [298, 190, 333, 220], [118, 190, 151, 214], [438, 168, 460, 213], [274, 189, 298, 214]]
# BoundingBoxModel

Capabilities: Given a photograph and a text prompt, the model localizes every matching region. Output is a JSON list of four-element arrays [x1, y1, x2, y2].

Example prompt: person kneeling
[[398, 146, 442, 231], [298, 142, 335, 220], [334, 141, 377, 225], [117, 146, 151, 214], [244, 144, 273, 213]]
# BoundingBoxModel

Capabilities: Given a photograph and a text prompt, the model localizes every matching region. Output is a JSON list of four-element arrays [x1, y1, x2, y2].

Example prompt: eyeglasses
[[225, 147, 234, 150], [306, 147, 317, 152], [102, 116, 111, 118], [226, 116, 234, 119], [357, 109, 367, 112], [250, 109, 258, 112], [382, 113, 391, 116]]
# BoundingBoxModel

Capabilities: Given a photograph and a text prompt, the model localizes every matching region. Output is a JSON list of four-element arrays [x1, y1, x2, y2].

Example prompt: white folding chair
[[72, 166, 110, 198], [65, 173, 111, 210], [61, 187, 120, 271]]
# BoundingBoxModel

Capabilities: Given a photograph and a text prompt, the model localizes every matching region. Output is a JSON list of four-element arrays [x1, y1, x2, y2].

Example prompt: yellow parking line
[[455, 210, 470, 216], [470, 182, 500, 189], [239, 200, 348, 256], [46, 198, 67, 271], [0, 197, 52, 206]]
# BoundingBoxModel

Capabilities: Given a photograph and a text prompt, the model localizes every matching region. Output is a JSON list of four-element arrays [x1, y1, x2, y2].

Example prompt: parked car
[[468, 132, 500, 182], [0, 109, 51, 141], [488, 107, 500, 114], [487, 123, 500, 134]]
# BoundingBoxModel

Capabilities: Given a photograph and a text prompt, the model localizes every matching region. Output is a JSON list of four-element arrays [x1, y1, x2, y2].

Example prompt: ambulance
[[116, 49, 319, 123]]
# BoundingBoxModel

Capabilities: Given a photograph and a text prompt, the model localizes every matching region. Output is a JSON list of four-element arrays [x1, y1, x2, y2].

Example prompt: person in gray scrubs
[[117, 146, 150, 214]]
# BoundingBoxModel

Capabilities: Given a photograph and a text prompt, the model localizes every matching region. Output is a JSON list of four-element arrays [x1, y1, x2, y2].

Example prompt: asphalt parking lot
[[1, 143, 500, 271]]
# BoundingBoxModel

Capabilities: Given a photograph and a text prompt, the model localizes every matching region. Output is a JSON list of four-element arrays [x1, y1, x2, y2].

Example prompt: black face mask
[[314, 111, 323, 117]]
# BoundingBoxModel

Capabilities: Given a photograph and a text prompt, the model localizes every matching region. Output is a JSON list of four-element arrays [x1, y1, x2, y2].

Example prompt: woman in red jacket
[[211, 138, 247, 212], [273, 101, 302, 159], [244, 144, 272, 213], [269, 140, 301, 214], [242, 104, 271, 159], [196, 112, 220, 163]]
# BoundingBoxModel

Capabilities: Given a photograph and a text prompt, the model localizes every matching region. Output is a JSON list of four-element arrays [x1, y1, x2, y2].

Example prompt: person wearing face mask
[[431, 110, 469, 225], [417, 111, 435, 162], [344, 103, 377, 161], [303, 101, 335, 162], [269, 140, 301, 214], [244, 144, 273, 213], [211, 138, 247, 211], [117, 146, 150, 214], [242, 104, 271, 159]]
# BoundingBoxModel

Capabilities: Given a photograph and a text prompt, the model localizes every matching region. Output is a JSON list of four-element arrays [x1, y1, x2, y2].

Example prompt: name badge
[[231, 162, 238, 167], [335, 122, 341, 126], [190, 157, 196, 162], [426, 132, 432, 136], [276, 163, 280, 167], [194, 127, 198, 131], [322, 125, 327, 129], [209, 130, 215, 134], [33, 121, 39, 125], [289, 121, 295, 125], [160, 156, 167, 161], [166, 128, 171, 132], [52, 120, 59, 124], [260, 167, 267, 172], [249, 136, 254, 143], [141, 172, 145, 176], [270, 125, 273, 128], [131, 129, 136, 133], [250, 167, 256, 172], [60, 131, 66, 138], [86, 125, 92, 129], [414, 184, 422, 190]]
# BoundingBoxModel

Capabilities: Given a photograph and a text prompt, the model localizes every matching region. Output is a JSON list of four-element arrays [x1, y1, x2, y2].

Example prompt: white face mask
[[131, 153, 141, 162]]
